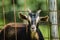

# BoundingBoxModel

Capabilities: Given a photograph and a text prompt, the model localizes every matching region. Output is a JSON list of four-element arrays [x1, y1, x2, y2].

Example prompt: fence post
[[49, 0, 59, 40]]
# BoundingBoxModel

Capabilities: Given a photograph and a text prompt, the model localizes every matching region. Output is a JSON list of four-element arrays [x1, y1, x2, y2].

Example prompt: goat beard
[[31, 31, 39, 40]]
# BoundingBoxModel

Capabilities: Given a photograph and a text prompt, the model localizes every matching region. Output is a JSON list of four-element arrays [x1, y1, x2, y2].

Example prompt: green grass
[[58, 26, 60, 39], [39, 25, 60, 40], [39, 25, 50, 40]]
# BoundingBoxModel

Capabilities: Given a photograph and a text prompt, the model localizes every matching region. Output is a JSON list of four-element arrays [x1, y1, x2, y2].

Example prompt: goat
[[0, 9, 49, 40]]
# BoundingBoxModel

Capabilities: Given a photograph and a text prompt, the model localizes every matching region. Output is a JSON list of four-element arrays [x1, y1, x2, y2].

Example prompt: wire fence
[[0, 0, 60, 40]]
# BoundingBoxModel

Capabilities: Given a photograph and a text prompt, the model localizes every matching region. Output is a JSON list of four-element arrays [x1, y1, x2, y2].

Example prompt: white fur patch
[[36, 16, 40, 24], [28, 16, 31, 23], [30, 25, 36, 32]]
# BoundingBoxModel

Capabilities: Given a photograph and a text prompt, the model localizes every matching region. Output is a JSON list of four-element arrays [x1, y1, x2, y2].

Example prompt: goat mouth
[[31, 28, 36, 32]]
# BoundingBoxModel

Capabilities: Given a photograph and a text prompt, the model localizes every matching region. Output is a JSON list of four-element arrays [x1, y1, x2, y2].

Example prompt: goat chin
[[31, 31, 39, 40]]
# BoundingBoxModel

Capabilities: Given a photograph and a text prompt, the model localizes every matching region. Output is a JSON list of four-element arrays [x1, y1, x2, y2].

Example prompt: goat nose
[[32, 27, 34, 29]]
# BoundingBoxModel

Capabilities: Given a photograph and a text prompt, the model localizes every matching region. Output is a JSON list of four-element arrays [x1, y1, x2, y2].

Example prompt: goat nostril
[[32, 27, 34, 29]]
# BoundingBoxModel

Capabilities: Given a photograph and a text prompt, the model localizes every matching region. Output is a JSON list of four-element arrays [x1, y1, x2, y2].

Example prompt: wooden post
[[49, 0, 59, 40]]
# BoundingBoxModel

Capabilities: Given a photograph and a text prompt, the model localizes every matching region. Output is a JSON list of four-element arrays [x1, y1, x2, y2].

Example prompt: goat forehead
[[29, 13, 36, 21], [31, 24, 36, 26], [29, 13, 37, 24], [29, 13, 36, 18]]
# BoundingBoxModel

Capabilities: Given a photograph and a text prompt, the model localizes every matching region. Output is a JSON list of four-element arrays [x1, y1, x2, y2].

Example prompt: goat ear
[[19, 13, 28, 20], [40, 15, 49, 22]]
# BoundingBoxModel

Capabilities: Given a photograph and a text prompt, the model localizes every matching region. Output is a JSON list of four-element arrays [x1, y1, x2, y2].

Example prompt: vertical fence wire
[[57, 0, 59, 39], [48, 0, 51, 40], [57, 0, 60, 39], [12, 0, 17, 40], [24, 0, 26, 11], [24, 0, 28, 32], [2, 0, 5, 40], [46, 0, 50, 40]]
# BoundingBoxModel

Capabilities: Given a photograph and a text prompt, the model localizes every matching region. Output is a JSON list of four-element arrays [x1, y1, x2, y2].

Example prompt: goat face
[[19, 9, 48, 33], [28, 10, 41, 32], [19, 9, 49, 40], [19, 10, 41, 32]]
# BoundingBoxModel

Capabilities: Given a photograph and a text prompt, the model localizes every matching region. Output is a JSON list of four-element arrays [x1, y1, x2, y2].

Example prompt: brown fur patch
[[3, 23, 28, 29]]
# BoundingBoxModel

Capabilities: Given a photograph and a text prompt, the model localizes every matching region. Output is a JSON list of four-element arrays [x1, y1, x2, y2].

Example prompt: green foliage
[[0, 0, 59, 25], [0, 0, 49, 22], [57, 0, 60, 10]]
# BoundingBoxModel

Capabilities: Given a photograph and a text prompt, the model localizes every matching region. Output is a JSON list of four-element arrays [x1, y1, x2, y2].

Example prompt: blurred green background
[[0, 0, 60, 40]]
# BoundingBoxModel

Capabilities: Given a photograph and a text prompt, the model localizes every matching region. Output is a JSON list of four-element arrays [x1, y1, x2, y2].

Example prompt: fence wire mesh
[[0, 0, 60, 40]]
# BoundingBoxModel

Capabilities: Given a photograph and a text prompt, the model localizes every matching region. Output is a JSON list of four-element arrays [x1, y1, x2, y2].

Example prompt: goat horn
[[27, 8, 31, 13], [37, 10, 41, 14]]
